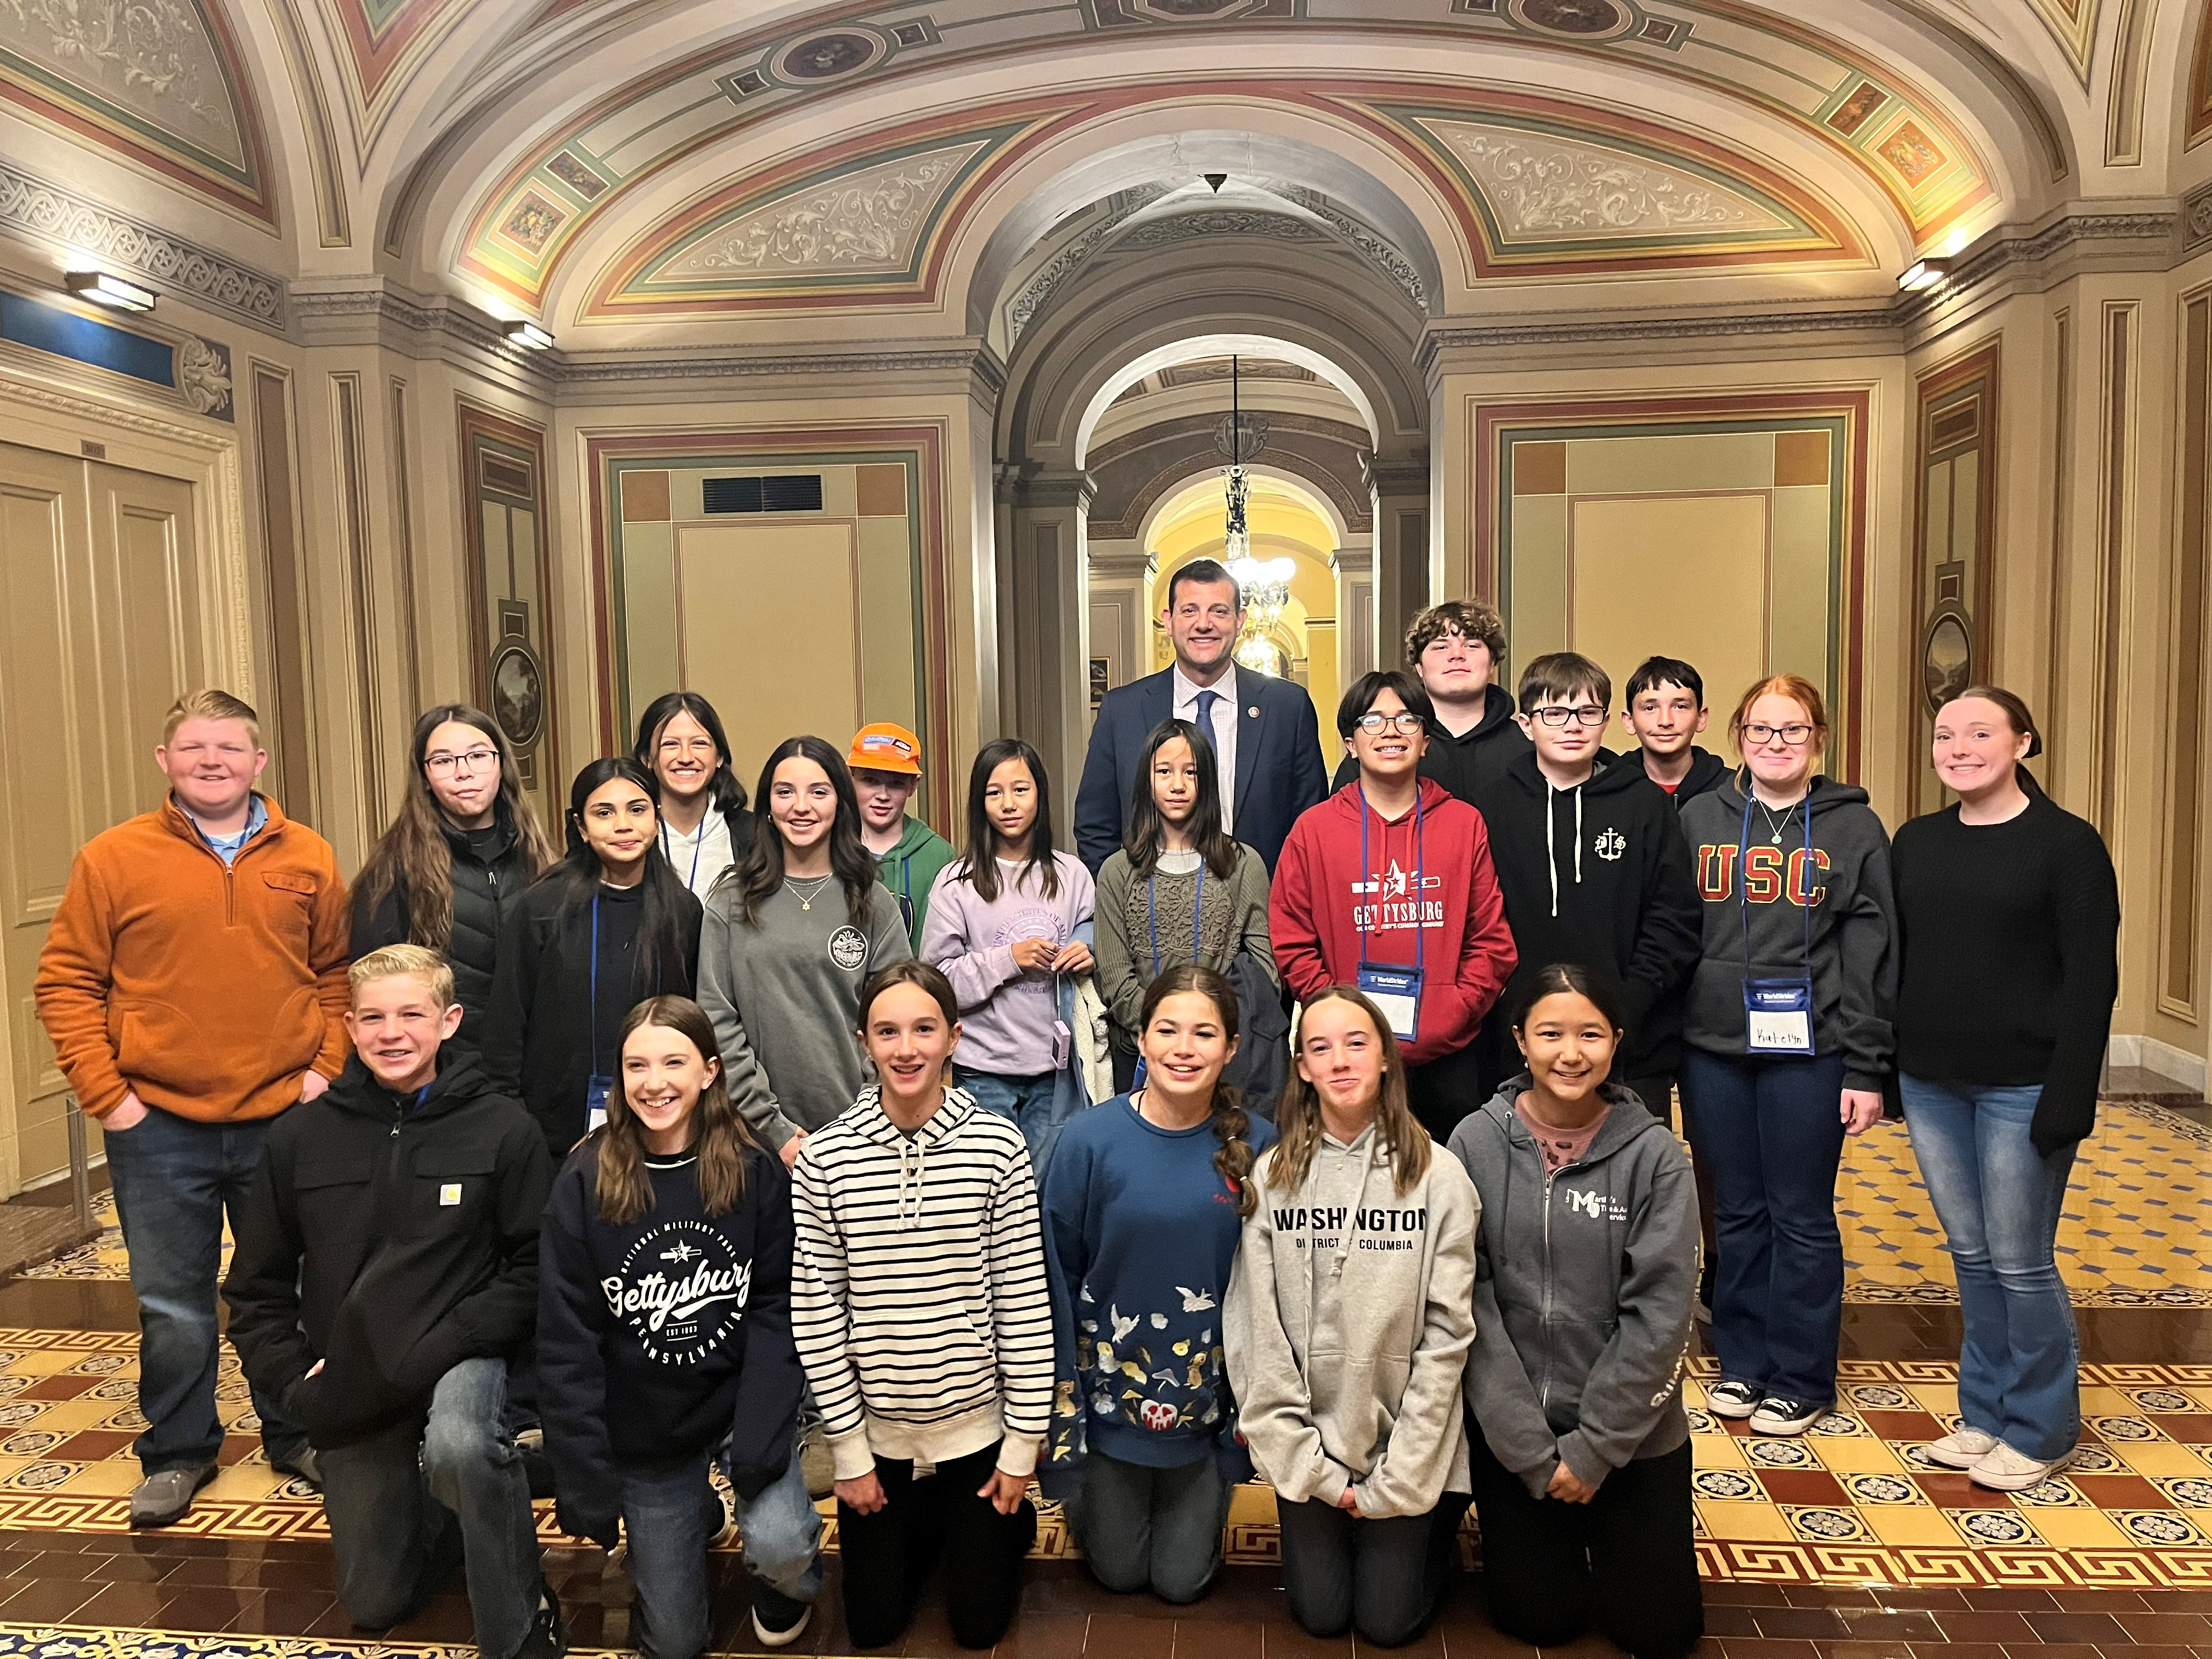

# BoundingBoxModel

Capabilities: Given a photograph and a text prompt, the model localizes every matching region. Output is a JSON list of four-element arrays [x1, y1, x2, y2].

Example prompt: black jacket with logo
[[223, 1052, 555, 1450], [349, 809, 537, 1058], [537, 1138, 802, 1547], [1470, 750, 1703, 1079], [1331, 682, 1532, 806]]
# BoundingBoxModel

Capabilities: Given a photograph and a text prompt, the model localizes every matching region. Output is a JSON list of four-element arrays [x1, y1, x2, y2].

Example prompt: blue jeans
[[319, 1358, 540, 1657], [620, 1441, 821, 1659], [1679, 1049, 1847, 1406], [103, 1102, 307, 1474], [1066, 1450, 1232, 1604], [1900, 1075, 2082, 1462], [961, 1070, 1057, 1164]]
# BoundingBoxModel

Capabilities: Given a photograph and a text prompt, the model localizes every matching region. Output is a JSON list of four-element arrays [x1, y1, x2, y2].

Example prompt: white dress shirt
[[1171, 664, 1238, 833]]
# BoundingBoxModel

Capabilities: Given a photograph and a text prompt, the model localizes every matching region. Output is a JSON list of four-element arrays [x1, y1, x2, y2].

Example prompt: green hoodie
[[874, 815, 957, 951]]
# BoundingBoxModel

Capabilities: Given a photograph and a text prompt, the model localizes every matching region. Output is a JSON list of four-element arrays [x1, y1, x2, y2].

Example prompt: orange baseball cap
[[847, 722, 923, 776]]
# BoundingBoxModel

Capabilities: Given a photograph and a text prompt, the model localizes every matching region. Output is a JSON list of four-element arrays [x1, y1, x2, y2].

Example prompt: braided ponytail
[[1139, 964, 1256, 1215]]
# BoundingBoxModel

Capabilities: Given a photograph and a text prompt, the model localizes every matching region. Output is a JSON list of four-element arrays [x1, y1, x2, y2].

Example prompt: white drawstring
[[898, 1134, 926, 1230], [1545, 780, 1585, 918]]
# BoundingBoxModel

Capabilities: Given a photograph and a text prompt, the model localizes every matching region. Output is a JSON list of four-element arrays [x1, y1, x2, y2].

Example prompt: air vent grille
[[702, 473, 825, 514]]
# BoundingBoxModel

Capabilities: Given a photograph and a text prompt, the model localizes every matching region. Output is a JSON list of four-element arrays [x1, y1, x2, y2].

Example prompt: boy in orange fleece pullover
[[35, 690, 351, 1528]]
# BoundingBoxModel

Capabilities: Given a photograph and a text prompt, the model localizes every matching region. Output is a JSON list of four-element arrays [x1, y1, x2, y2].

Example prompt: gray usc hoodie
[[1447, 1081, 1697, 1498], [1678, 776, 1897, 1091], [1224, 1123, 1479, 1518]]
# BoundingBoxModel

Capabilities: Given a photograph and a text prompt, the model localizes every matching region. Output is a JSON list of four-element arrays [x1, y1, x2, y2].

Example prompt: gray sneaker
[[272, 1447, 322, 1492], [130, 1463, 218, 1528]]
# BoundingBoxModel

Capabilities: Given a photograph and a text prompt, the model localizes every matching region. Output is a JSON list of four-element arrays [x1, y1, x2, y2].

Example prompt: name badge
[[585, 1074, 612, 1135], [439, 1183, 462, 1206], [1743, 979, 1815, 1054], [1357, 964, 1423, 1042]]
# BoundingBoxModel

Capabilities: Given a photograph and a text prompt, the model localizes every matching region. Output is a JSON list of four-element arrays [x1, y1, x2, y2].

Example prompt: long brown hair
[[729, 736, 878, 925], [1268, 986, 1431, 1198], [594, 996, 760, 1226], [1138, 965, 1257, 1216], [356, 704, 558, 949]]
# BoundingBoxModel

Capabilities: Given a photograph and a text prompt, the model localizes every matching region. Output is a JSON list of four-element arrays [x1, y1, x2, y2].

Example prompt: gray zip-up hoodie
[[1678, 776, 1897, 1091], [698, 879, 912, 1149], [1446, 1081, 1697, 1499], [1224, 1124, 1479, 1519]]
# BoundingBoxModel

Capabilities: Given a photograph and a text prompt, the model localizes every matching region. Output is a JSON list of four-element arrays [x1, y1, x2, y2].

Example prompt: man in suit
[[1075, 557, 1328, 873]]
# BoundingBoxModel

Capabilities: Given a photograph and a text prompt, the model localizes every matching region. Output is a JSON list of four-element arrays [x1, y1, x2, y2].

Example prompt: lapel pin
[[1248, 706, 1259, 717]]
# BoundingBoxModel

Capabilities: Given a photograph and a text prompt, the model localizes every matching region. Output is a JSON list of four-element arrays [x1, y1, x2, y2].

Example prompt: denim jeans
[[1066, 1450, 1232, 1604], [1678, 1049, 1847, 1406], [1900, 1075, 2082, 1462], [620, 1441, 821, 1659], [961, 1070, 1058, 1163], [318, 1357, 540, 1657], [103, 1102, 307, 1474]]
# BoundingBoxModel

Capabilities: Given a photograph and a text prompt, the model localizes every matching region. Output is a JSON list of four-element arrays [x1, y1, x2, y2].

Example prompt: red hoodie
[[1270, 778, 1516, 1066]]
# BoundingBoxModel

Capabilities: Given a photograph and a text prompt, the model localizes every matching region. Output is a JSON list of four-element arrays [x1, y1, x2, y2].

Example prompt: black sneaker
[[272, 1448, 323, 1492], [1705, 1380, 1760, 1419], [749, 1582, 812, 1650], [1751, 1396, 1824, 1436], [512, 1584, 568, 1659]]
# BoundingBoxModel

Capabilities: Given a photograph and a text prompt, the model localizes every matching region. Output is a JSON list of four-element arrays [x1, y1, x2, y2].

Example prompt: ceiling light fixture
[[1897, 257, 1950, 292], [65, 270, 155, 313], [503, 319, 554, 351], [1219, 354, 1293, 676]]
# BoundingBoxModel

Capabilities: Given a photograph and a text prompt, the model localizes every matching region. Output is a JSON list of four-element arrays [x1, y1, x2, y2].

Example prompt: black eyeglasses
[[1353, 711, 1426, 735], [1742, 723, 1816, 746], [1529, 706, 1607, 727]]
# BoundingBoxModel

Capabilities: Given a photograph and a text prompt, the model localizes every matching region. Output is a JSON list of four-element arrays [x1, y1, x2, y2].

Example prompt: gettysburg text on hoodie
[[1269, 779, 1516, 1066]]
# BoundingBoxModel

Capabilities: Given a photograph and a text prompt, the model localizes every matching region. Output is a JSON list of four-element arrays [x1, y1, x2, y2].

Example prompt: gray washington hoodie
[[1447, 1081, 1698, 1498]]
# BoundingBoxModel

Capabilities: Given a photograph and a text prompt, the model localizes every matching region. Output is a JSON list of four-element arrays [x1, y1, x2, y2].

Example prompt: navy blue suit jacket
[[1074, 664, 1328, 873]]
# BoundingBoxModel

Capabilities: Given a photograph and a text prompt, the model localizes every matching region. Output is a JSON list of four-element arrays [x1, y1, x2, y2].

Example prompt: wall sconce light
[[65, 270, 156, 312], [503, 319, 554, 351], [1898, 257, 1950, 292]]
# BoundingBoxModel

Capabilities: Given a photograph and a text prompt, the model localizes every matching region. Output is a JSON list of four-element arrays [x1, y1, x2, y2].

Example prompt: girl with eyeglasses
[[1889, 689, 2117, 1489], [1271, 670, 1518, 1141], [353, 706, 559, 1059], [1676, 676, 1897, 1438], [633, 692, 753, 899], [484, 759, 702, 1156]]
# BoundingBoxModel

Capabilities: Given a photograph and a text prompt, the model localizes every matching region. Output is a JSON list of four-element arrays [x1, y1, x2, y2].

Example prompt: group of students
[[30, 558, 2121, 1659]]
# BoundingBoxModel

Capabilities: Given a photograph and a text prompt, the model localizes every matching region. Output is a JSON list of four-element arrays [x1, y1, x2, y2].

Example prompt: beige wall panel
[[1769, 485, 1833, 687], [1925, 459, 1954, 566], [677, 522, 861, 763], [1570, 494, 1769, 721], [98, 473, 203, 814], [1567, 433, 1777, 497], [857, 515, 920, 732], [510, 509, 540, 612], [620, 521, 680, 724], [1509, 494, 1569, 660], [1949, 450, 1979, 565]]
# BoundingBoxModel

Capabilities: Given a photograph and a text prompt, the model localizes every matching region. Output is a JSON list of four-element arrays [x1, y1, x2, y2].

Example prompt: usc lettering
[[1697, 844, 1830, 907]]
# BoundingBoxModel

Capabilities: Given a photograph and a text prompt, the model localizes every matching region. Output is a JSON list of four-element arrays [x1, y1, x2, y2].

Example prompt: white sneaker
[[1969, 1441, 2070, 1492], [1923, 1427, 1999, 1469]]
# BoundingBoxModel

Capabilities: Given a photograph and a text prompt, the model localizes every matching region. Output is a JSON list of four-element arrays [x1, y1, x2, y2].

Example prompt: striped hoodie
[[792, 1084, 1054, 1481]]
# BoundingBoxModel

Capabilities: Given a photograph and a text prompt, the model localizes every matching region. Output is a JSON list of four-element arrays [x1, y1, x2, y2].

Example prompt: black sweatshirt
[[223, 1052, 554, 1449], [1331, 682, 1532, 806], [483, 878, 703, 1155], [537, 1138, 803, 1547], [1471, 749, 1703, 1076], [1620, 745, 1729, 807], [1889, 785, 2120, 1154], [350, 809, 536, 1058]]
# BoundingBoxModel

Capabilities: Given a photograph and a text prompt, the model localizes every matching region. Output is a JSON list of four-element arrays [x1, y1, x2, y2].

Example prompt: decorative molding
[[1427, 120, 1791, 241], [2185, 183, 2212, 253], [553, 344, 1008, 393], [1265, 182, 1429, 309], [0, 161, 285, 332], [1005, 184, 1168, 342], [1420, 305, 1897, 365], [1115, 209, 1324, 247]]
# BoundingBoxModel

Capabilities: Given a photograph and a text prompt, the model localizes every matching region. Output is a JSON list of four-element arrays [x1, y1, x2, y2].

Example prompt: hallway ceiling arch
[[394, 0, 2057, 324]]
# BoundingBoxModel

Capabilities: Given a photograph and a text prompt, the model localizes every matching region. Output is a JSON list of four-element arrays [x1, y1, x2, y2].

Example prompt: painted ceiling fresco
[[453, 0, 1993, 314]]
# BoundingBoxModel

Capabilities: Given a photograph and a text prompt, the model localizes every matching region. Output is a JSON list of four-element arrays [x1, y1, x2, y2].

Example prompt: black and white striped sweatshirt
[[792, 1084, 1054, 1481]]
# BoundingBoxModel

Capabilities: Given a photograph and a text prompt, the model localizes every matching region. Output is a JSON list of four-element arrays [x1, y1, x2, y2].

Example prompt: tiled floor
[[0, 1097, 2204, 1656]]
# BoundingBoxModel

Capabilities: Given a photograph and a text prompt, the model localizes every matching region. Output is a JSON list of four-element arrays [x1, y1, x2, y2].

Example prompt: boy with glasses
[[1271, 670, 1517, 1138], [1471, 654, 1702, 1118]]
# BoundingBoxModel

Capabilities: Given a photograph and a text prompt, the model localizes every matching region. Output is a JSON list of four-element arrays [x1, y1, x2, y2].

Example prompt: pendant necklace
[[787, 873, 835, 911], [1754, 798, 1799, 845]]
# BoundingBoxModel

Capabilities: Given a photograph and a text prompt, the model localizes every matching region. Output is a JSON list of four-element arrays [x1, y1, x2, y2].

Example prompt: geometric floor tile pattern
[[30, 1103, 2211, 1308], [0, 1329, 2207, 1591]]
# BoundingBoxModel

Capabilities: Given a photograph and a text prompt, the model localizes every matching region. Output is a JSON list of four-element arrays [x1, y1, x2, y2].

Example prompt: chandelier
[[1219, 354, 1293, 674]]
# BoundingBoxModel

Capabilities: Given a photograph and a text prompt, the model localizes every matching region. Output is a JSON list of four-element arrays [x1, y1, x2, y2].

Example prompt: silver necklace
[[1753, 796, 1803, 845], [785, 872, 836, 911]]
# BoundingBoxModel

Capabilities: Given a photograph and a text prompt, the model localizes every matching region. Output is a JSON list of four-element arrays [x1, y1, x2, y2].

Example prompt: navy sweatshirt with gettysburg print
[[537, 1138, 804, 1548]]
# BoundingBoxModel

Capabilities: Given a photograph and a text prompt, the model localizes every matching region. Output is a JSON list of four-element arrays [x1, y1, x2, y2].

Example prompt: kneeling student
[[538, 996, 821, 1657], [225, 945, 563, 1659], [1447, 964, 1703, 1659], [793, 961, 1053, 1652]]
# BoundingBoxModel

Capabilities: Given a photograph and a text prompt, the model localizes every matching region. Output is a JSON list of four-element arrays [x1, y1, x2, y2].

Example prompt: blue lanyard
[[1357, 785, 1425, 977], [1146, 864, 1204, 979], [1737, 792, 1814, 972], [662, 821, 704, 889], [589, 893, 602, 1076]]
